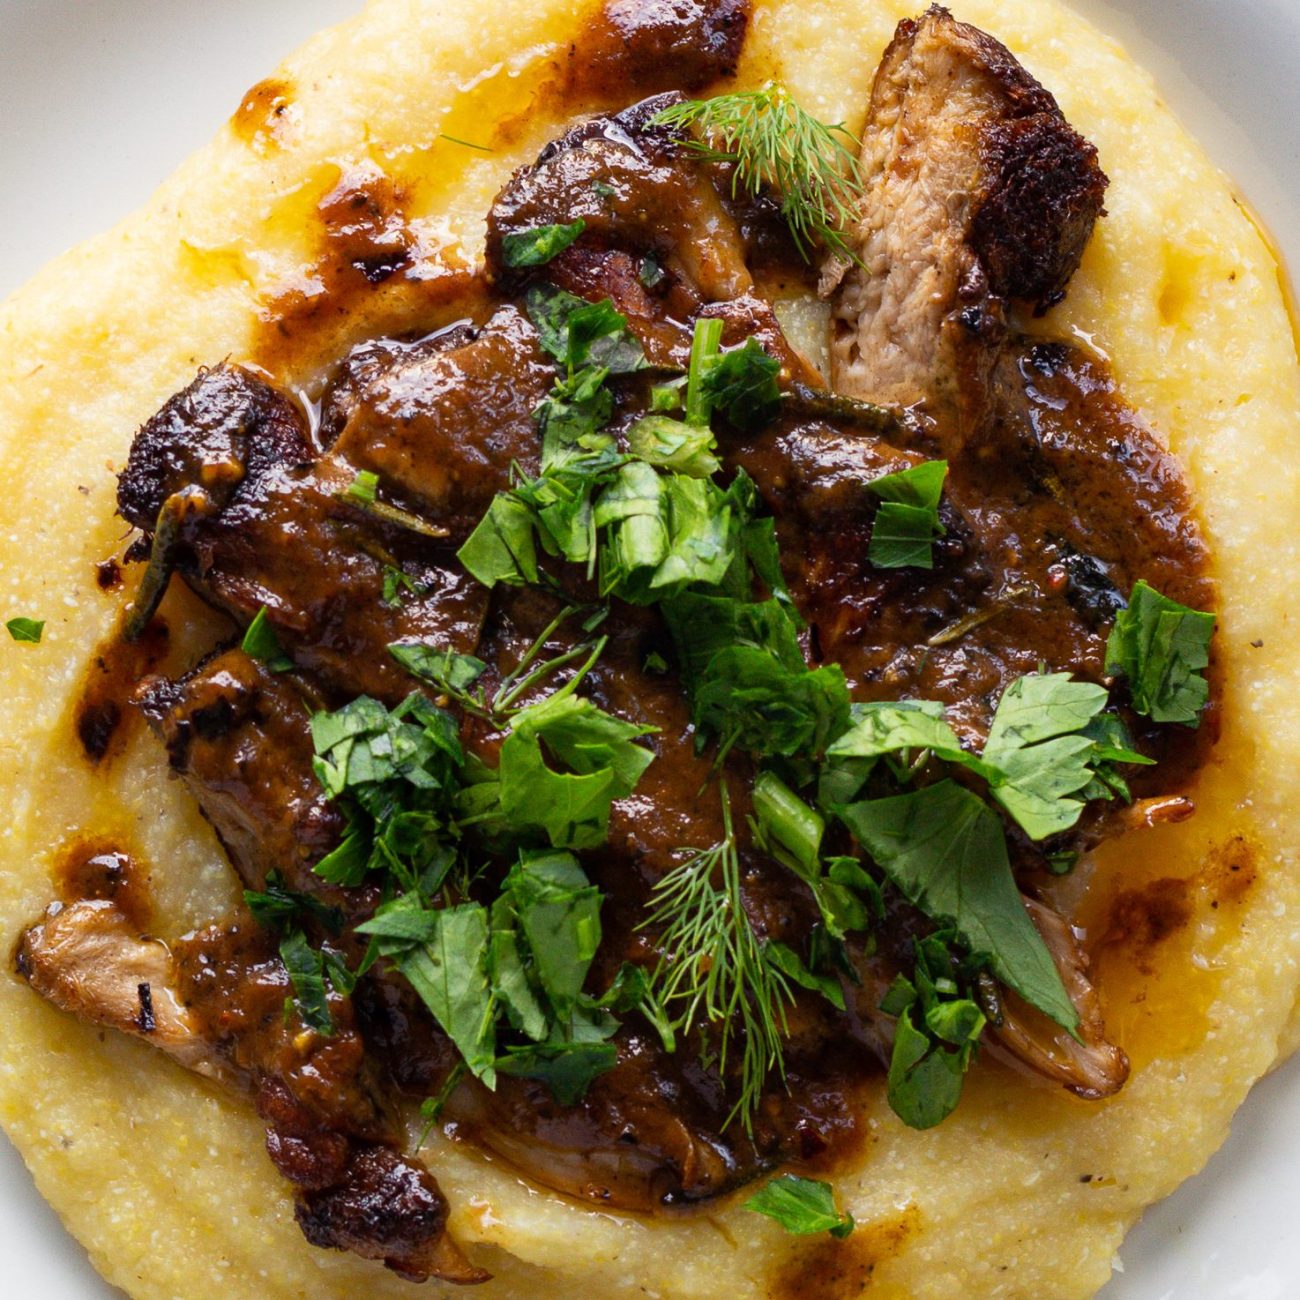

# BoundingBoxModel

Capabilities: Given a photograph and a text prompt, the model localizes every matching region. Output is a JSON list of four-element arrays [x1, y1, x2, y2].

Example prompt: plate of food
[[1, 1, 1297, 1297]]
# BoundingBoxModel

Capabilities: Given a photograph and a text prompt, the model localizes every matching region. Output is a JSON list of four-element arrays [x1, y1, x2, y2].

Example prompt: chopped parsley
[[745, 1175, 855, 1239], [241, 606, 293, 673], [880, 935, 987, 1129], [501, 219, 586, 268], [865, 459, 948, 569], [345, 469, 379, 504], [5, 617, 43, 644], [278, 927, 336, 1036], [1105, 579, 1215, 724], [839, 781, 1079, 1034]]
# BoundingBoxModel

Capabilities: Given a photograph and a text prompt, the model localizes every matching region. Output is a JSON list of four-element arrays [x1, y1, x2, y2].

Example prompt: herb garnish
[[866, 459, 948, 570], [1105, 579, 1215, 724], [745, 1174, 855, 1239], [651, 84, 865, 263], [5, 617, 43, 644], [880, 935, 987, 1129], [642, 783, 797, 1130], [501, 219, 586, 268], [840, 781, 1079, 1034], [241, 606, 293, 673]]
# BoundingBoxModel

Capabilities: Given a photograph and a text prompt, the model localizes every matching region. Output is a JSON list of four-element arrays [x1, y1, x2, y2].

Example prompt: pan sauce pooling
[[14, 1, 1219, 1287]]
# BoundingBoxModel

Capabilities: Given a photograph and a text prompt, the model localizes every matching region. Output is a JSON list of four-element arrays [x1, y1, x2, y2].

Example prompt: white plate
[[0, 1, 1296, 1296]]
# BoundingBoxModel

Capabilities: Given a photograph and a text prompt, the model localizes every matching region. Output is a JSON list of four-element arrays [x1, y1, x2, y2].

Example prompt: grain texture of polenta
[[0, 2, 1297, 1297]]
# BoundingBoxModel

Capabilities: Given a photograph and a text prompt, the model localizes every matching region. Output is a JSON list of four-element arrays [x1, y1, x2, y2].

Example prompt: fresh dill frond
[[651, 83, 864, 264], [641, 783, 796, 1131]]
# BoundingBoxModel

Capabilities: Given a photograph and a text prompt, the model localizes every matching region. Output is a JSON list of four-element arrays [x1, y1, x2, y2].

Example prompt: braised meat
[[134, 649, 351, 905], [487, 95, 753, 307], [825, 4, 1107, 447], [17, 901, 483, 1282]]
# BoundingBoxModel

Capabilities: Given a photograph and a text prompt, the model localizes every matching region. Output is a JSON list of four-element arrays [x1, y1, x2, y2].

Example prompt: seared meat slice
[[487, 94, 752, 305], [118, 363, 492, 704], [826, 5, 1107, 448], [18, 899, 485, 1283], [134, 648, 355, 908], [328, 306, 554, 537]]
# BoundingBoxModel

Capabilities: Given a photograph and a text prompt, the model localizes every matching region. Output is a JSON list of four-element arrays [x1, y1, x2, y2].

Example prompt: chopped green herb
[[651, 85, 865, 263], [638, 254, 665, 288], [5, 617, 43, 644], [358, 897, 498, 1087], [699, 337, 782, 429], [498, 692, 656, 849], [389, 642, 488, 697], [279, 928, 335, 1035], [244, 871, 343, 933], [1105, 580, 1215, 725], [881, 937, 986, 1129], [982, 673, 1148, 840], [751, 770, 871, 940], [866, 460, 948, 570], [381, 564, 423, 609], [241, 606, 294, 673], [501, 219, 586, 268], [496, 1037, 618, 1105], [457, 494, 540, 588], [745, 1175, 855, 1239], [840, 781, 1079, 1034], [627, 415, 721, 479], [345, 469, 379, 504], [503, 850, 604, 1011]]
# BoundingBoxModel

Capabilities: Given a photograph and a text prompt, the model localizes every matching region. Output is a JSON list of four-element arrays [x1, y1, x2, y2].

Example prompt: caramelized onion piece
[[987, 898, 1129, 1099]]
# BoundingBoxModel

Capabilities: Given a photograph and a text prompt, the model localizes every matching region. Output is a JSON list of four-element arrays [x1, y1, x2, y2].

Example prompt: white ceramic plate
[[0, 1, 1296, 1295]]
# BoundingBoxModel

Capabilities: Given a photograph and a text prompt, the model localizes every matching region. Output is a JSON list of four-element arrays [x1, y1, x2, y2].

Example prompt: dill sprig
[[651, 83, 864, 264], [641, 783, 796, 1131]]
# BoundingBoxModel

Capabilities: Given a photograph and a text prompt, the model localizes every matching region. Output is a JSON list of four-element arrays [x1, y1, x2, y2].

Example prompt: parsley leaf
[[345, 469, 379, 504], [381, 564, 423, 608], [501, 219, 586, 268], [828, 699, 971, 768], [244, 871, 343, 934], [309, 693, 464, 890], [880, 937, 986, 1129], [388, 641, 488, 696], [698, 336, 782, 429], [496, 1037, 618, 1105], [981, 673, 1143, 839], [751, 770, 871, 940], [1105, 580, 1215, 725], [866, 460, 948, 569], [839, 781, 1079, 1033], [358, 897, 498, 1087], [745, 1175, 855, 1239], [5, 617, 43, 644], [241, 606, 293, 673], [279, 928, 335, 1035], [503, 850, 603, 1011], [524, 285, 644, 376], [457, 494, 540, 588], [498, 692, 656, 849], [627, 414, 721, 479]]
